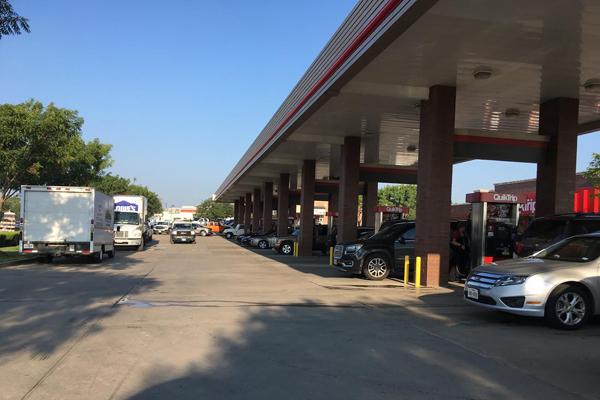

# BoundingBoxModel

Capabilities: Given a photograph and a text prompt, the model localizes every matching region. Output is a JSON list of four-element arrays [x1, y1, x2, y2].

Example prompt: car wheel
[[281, 242, 293, 255], [363, 254, 390, 281], [200, 230, 207, 237], [226, 232, 233, 239], [545, 284, 592, 330], [258, 240, 268, 249]]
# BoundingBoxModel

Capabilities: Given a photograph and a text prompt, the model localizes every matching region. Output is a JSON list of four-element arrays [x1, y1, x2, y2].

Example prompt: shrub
[[0, 232, 20, 247]]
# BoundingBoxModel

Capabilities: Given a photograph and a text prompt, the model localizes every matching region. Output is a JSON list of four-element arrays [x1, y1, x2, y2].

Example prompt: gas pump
[[374, 206, 409, 232], [466, 191, 525, 268]]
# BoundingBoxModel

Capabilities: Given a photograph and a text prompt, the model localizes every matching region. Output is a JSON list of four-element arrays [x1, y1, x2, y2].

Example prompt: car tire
[[280, 241, 293, 255], [226, 232, 233, 239], [545, 284, 592, 330], [200, 230, 207, 237], [363, 254, 391, 281], [258, 240, 268, 249]]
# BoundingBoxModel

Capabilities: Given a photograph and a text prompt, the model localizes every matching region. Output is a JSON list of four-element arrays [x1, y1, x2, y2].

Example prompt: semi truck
[[19, 185, 115, 262], [113, 195, 149, 250]]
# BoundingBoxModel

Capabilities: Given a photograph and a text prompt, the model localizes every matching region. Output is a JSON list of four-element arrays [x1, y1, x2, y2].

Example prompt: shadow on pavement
[[0, 255, 159, 359], [123, 295, 600, 400]]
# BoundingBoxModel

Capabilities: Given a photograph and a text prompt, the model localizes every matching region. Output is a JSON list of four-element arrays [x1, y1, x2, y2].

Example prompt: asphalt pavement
[[0, 235, 599, 400]]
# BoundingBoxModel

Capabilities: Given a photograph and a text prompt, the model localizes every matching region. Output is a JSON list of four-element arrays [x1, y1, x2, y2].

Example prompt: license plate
[[23, 243, 33, 249], [181, 238, 187, 241], [467, 287, 479, 300]]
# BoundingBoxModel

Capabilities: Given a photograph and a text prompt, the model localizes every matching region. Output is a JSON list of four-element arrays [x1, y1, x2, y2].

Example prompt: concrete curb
[[0, 256, 40, 268]]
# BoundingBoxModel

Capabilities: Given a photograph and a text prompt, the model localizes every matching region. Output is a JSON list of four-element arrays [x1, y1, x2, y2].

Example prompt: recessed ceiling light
[[583, 79, 600, 93], [505, 108, 520, 118], [473, 66, 493, 80]]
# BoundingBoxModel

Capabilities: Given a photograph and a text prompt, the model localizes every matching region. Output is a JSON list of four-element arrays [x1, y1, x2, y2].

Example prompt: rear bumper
[[20, 242, 96, 255]]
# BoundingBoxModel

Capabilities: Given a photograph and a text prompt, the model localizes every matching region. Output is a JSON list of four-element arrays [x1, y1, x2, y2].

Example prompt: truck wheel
[[94, 250, 104, 263], [226, 232, 233, 239], [137, 239, 145, 251], [363, 254, 390, 281]]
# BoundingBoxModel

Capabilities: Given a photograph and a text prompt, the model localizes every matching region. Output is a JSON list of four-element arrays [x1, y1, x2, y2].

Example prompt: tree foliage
[[0, 0, 30, 39], [377, 184, 417, 219], [94, 174, 163, 216], [195, 198, 233, 220], [0, 100, 112, 211], [583, 153, 600, 190]]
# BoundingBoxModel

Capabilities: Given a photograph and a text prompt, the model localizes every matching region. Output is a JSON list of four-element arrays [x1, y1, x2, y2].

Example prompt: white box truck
[[113, 195, 149, 250], [20, 185, 115, 262]]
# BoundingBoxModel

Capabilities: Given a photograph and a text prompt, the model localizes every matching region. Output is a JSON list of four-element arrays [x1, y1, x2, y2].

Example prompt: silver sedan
[[465, 233, 600, 330]]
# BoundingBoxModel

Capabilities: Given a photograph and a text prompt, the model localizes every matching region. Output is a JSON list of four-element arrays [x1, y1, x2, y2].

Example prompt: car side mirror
[[396, 237, 405, 244]]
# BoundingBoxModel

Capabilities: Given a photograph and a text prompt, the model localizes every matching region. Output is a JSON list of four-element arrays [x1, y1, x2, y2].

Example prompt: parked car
[[170, 222, 196, 244], [205, 221, 225, 234], [273, 225, 329, 255], [333, 221, 415, 280], [249, 231, 277, 249], [153, 221, 170, 235], [223, 224, 245, 239], [515, 214, 600, 257], [465, 233, 600, 330], [238, 232, 260, 245], [191, 221, 212, 237]]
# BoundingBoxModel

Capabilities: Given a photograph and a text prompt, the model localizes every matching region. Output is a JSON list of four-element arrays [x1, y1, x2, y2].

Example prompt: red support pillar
[[362, 181, 378, 227], [337, 136, 361, 244], [415, 86, 456, 287], [252, 188, 261, 233], [277, 173, 290, 236], [262, 182, 274, 234], [299, 160, 315, 256], [244, 193, 252, 231], [535, 98, 579, 217]]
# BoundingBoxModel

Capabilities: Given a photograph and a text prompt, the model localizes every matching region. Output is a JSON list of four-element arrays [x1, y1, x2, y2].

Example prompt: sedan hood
[[476, 257, 577, 276]]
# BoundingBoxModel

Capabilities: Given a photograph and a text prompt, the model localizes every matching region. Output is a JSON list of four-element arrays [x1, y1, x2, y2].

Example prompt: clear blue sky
[[1, 1, 598, 206]]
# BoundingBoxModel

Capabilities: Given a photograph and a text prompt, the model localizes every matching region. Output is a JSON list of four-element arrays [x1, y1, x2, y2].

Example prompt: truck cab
[[113, 195, 149, 251]]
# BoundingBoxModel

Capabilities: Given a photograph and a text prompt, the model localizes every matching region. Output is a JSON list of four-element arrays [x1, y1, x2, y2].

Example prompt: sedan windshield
[[535, 237, 600, 263], [114, 211, 140, 225]]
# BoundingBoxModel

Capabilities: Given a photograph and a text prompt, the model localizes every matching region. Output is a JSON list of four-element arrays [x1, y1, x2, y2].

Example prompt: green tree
[[0, 100, 113, 211], [0, 0, 29, 39], [1, 196, 19, 219], [127, 184, 163, 216], [378, 184, 417, 219], [583, 153, 600, 189], [195, 199, 233, 220]]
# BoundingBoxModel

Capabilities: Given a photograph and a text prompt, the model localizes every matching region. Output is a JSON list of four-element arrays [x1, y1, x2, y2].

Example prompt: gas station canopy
[[215, 0, 600, 202]]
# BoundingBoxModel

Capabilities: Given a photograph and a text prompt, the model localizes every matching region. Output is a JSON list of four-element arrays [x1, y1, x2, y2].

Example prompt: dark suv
[[515, 213, 600, 257], [333, 221, 415, 280]]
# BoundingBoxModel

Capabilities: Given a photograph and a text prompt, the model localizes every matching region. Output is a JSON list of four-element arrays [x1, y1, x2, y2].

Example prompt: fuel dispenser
[[374, 206, 409, 232], [466, 191, 525, 268]]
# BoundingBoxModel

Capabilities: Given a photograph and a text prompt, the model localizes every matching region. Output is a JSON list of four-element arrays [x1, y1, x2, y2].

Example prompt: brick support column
[[233, 200, 239, 225], [362, 181, 378, 227], [299, 160, 315, 256], [536, 98, 579, 217], [277, 173, 290, 236], [244, 193, 252, 230], [238, 196, 245, 226], [337, 136, 361, 244], [252, 188, 261, 233], [262, 182, 274, 234], [415, 86, 456, 287]]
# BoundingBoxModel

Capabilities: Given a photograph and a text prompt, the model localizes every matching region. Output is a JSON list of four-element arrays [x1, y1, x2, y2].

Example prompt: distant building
[[158, 206, 197, 222]]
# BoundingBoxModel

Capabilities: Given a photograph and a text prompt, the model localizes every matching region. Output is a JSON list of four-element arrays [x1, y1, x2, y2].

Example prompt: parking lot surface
[[0, 236, 599, 400]]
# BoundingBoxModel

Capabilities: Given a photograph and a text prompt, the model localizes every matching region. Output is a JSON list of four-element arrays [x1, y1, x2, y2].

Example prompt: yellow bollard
[[293, 242, 298, 257], [329, 247, 334, 266], [415, 256, 422, 288], [404, 255, 410, 287]]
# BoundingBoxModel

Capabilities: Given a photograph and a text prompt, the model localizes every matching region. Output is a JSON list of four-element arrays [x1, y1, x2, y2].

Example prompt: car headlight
[[495, 275, 529, 286], [172, 231, 178, 235], [344, 244, 362, 254]]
